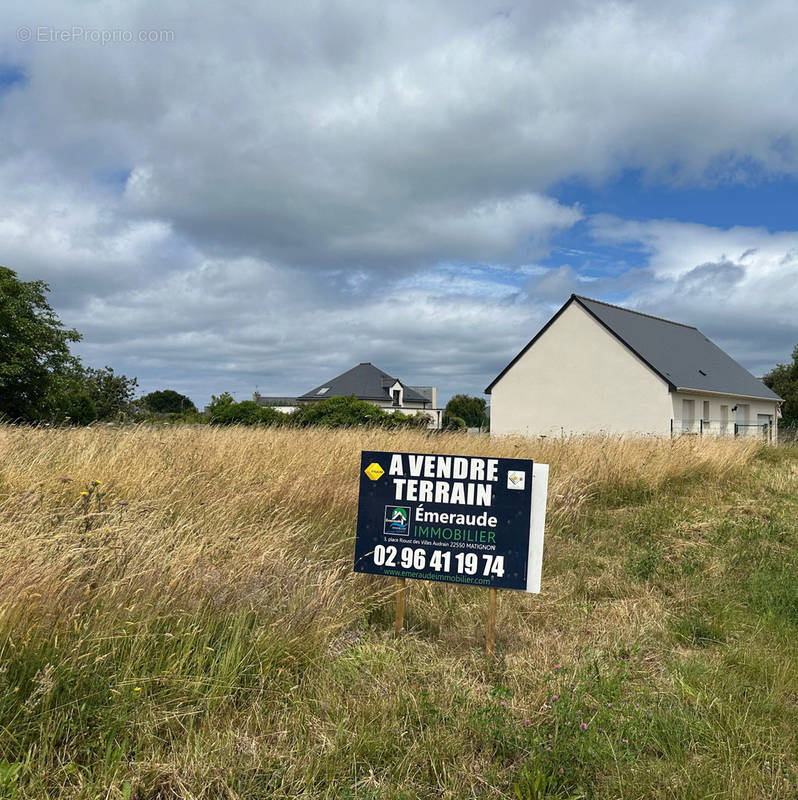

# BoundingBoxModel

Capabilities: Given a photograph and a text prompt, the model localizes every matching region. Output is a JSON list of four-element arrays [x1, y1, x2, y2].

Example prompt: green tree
[[444, 394, 488, 429], [0, 267, 81, 421], [83, 366, 138, 420], [763, 345, 798, 424], [141, 389, 197, 414], [45, 369, 98, 425]]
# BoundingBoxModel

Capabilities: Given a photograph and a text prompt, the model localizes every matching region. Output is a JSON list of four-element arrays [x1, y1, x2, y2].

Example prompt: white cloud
[[1, 1, 798, 403], [588, 216, 798, 374]]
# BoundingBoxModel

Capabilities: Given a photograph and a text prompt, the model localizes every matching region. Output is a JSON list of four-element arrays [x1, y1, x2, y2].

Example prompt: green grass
[[0, 427, 795, 798]]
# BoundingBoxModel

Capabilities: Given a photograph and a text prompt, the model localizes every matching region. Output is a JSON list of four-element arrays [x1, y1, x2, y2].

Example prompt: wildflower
[[577, 709, 582, 715], [92, 480, 101, 486], [580, 721, 588, 730], [622, 738, 629, 744], [554, 663, 562, 671], [551, 694, 559, 701], [80, 491, 89, 496], [606, 702, 613, 708], [133, 687, 142, 693], [524, 719, 531, 726], [500, 701, 507, 707]]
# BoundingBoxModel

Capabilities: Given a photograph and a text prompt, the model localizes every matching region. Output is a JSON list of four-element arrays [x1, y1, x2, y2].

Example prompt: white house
[[254, 362, 443, 428], [486, 295, 782, 439]]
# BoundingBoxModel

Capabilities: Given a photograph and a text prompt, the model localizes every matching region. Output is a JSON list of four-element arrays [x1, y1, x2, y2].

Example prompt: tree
[[763, 345, 798, 424], [141, 389, 197, 414], [444, 394, 488, 429], [45, 365, 138, 424], [0, 267, 81, 421], [82, 366, 138, 420]]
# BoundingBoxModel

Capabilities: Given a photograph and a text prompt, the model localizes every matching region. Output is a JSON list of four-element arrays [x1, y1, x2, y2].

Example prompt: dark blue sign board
[[354, 450, 548, 592]]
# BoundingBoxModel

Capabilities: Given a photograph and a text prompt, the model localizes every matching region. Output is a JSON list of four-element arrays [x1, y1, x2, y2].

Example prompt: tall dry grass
[[0, 425, 758, 634], [0, 424, 792, 799]]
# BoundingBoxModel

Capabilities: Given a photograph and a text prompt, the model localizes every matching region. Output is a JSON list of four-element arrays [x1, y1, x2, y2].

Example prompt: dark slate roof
[[298, 363, 429, 403], [486, 295, 782, 401], [408, 386, 435, 403]]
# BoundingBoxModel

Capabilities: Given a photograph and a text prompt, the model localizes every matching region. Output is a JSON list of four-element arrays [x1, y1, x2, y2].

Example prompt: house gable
[[487, 294, 781, 403], [488, 300, 673, 436]]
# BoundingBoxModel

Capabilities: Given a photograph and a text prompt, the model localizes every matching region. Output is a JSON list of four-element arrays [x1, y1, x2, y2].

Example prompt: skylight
[[317, 387, 330, 395]]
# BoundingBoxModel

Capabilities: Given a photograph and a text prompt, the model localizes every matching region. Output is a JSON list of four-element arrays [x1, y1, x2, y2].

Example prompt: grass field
[[0, 425, 796, 799]]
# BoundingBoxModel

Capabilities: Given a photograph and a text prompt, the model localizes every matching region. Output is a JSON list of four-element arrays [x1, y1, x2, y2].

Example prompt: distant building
[[254, 362, 442, 428], [486, 295, 782, 439]]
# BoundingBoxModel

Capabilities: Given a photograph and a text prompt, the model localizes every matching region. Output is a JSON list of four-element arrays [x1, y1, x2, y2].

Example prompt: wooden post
[[394, 578, 406, 637], [486, 587, 497, 658]]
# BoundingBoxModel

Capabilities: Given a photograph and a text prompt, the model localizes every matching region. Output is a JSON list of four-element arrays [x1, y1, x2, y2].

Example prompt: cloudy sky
[[2, 1, 798, 408]]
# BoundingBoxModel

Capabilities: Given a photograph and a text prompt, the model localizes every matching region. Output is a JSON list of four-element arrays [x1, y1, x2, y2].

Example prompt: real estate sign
[[354, 450, 548, 592]]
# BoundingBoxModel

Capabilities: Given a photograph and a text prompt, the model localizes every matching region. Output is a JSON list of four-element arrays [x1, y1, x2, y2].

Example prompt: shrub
[[290, 395, 427, 428], [207, 394, 284, 426], [442, 412, 466, 431]]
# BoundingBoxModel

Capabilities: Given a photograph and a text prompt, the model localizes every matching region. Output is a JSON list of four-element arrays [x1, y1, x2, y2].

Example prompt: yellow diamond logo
[[364, 462, 385, 481]]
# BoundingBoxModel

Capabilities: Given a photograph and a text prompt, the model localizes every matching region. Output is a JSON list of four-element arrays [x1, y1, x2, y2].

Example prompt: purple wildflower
[[580, 721, 588, 730]]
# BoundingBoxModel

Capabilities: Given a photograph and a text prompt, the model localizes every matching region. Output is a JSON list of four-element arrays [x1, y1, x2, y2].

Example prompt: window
[[681, 399, 695, 433], [392, 389, 401, 406], [702, 401, 710, 431], [316, 387, 330, 395]]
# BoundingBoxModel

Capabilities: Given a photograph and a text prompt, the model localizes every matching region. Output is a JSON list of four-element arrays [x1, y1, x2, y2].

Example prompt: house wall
[[670, 392, 779, 440], [490, 302, 673, 436]]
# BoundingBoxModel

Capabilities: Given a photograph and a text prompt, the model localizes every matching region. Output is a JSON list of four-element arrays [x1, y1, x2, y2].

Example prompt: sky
[[1, 1, 798, 409]]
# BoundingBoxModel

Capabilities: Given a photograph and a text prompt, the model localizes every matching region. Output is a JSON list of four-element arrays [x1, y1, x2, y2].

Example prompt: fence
[[671, 419, 774, 442]]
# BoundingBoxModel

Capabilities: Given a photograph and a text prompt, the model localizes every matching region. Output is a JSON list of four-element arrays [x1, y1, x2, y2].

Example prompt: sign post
[[486, 586, 497, 658], [394, 578, 406, 637], [355, 451, 549, 653]]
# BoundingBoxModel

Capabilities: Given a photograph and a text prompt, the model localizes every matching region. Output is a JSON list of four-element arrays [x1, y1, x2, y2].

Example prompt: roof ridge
[[573, 295, 697, 330]]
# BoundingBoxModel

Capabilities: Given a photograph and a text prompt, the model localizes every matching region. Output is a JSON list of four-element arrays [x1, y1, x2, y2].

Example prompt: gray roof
[[408, 386, 435, 403], [486, 295, 782, 401], [298, 363, 430, 403]]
